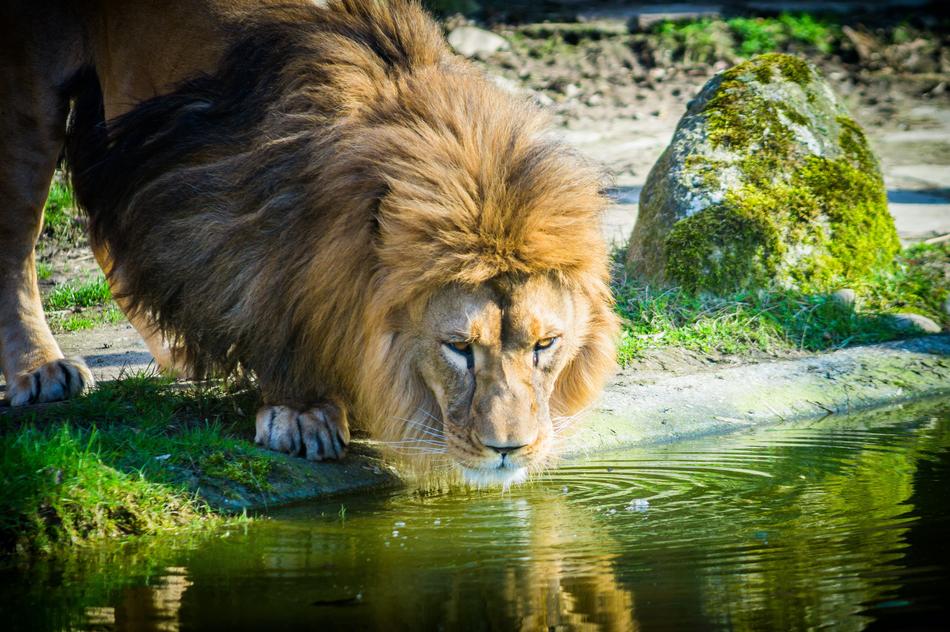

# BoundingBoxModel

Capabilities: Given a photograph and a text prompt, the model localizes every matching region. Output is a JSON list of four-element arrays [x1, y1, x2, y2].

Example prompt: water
[[4, 401, 950, 631]]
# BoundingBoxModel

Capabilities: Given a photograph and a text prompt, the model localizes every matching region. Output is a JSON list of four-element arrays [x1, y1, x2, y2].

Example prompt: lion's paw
[[255, 402, 350, 461], [7, 357, 95, 406]]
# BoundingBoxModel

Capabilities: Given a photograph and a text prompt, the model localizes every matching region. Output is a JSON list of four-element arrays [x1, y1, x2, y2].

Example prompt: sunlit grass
[[50, 303, 126, 333], [44, 276, 112, 311], [651, 12, 841, 63], [614, 242, 949, 366], [42, 179, 85, 246], [36, 262, 54, 281], [1, 374, 263, 555]]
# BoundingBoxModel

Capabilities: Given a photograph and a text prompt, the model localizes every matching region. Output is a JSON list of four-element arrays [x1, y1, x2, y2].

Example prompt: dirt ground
[[469, 34, 950, 246]]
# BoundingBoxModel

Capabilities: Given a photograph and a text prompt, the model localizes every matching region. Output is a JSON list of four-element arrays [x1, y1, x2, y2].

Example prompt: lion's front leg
[[255, 399, 350, 461], [1, 38, 92, 406]]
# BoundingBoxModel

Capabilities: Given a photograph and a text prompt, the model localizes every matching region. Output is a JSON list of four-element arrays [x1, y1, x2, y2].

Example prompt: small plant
[[36, 262, 54, 281]]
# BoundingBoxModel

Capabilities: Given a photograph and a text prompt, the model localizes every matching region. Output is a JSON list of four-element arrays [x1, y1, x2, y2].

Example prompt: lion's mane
[[66, 0, 617, 438]]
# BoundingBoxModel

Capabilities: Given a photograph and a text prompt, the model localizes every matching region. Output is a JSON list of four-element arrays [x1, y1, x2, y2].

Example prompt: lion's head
[[344, 51, 619, 485]]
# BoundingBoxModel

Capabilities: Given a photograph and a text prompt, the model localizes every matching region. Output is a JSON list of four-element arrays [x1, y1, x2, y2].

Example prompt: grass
[[613, 242, 949, 366], [650, 13, 841, 63], [50, 304, 126, 333], [44, 276, 112, 311], [42, 179, 85, 246], [36, 262, 54, 281], [0, 374, 266, 556], [42, 275, 125, 333]]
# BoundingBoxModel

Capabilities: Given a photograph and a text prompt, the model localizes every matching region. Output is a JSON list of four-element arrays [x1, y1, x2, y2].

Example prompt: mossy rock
[[626, 53, 899, 294]]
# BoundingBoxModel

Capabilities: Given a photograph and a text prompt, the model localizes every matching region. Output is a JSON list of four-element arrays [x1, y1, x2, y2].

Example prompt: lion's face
[[412, 275, 586, 486]]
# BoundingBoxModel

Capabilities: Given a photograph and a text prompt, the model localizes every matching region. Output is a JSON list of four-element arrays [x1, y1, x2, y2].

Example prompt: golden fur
[[2, 0, 617, 483]]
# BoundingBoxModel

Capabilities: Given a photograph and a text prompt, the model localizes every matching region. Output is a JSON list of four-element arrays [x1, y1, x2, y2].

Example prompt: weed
[[649, 13, 842, 63]]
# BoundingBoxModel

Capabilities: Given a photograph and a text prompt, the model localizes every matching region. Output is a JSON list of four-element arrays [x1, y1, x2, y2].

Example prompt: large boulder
[[626, 53, 899, 294]]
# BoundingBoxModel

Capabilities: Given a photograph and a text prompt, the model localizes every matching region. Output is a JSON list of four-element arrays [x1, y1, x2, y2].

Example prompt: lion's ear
[[551, 289, 619, 416]]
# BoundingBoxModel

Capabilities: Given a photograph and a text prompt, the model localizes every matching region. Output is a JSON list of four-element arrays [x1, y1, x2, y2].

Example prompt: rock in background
[[626, 53, 900, 294]]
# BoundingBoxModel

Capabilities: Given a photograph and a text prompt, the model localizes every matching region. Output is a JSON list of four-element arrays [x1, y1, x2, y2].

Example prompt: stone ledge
[[571, 334, 950, 455]]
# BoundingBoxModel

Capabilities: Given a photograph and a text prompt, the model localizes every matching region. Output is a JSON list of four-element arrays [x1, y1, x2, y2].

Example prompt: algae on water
[[626, 53, 899, 294]]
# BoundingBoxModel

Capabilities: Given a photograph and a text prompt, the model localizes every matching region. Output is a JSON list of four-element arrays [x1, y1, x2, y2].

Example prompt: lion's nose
[[484, 443, 528, 456]]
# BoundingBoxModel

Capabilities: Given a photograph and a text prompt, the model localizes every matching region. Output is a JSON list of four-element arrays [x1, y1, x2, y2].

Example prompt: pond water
[[4, 400, 950, 631]]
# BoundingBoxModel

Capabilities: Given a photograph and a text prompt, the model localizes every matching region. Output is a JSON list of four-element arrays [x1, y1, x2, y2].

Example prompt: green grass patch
[[1, 375, 263, 556], [36, 262, 54, 281], [614, 242, 949, 365], [49, 304, 126, 333], [42, 179, 85, 247], [44, 276, 112, 311], [649, 12, 841, 63], [43, 276, 123, 333]]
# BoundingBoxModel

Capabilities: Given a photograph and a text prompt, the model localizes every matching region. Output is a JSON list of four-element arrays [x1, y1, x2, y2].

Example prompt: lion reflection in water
[[86, 495, 637, 630]]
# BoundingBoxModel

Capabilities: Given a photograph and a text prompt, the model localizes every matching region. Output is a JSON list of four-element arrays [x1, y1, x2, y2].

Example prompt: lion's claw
[[255, 402, 350, 461], [7, 357, 94, 406]]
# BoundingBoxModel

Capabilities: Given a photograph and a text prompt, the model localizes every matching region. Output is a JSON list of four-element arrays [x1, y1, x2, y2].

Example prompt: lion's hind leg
[[255, 399, 350, 461]]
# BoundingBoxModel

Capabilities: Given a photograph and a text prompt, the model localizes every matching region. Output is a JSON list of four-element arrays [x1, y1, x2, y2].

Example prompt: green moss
[[666, 201, 783, 293], [836, 115, 879, 172], [704, 77, 791, 154], [200, 451, 274, 493], [797, 156, 898, 278], [725, 52, 813, 87], [666, 153, 897, 293], [703, 55, 813, 157], [683, 154, 727, 190]]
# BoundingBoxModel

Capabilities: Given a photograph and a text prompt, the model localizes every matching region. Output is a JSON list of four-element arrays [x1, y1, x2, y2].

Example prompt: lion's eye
[[446, 341, 472, 354], [533, 336, 558, 367], [444, 341, 475, 370]]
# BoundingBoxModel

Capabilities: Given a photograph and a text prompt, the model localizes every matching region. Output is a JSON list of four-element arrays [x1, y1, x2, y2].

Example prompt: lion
[[0, 0, 618, 485]]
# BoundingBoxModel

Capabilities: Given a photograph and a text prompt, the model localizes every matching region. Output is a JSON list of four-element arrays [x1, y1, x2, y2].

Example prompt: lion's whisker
[[379, 438, 447, 447], [397, 417, 446, 440], [385, 446, 447, 455]]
